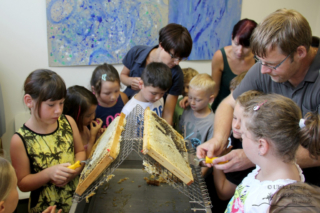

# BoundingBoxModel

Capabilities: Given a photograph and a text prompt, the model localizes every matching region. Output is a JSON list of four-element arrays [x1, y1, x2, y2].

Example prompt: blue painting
[[46, 0, 168, 66], [169, 0, 242, 60], [46, 0, 241, 66]]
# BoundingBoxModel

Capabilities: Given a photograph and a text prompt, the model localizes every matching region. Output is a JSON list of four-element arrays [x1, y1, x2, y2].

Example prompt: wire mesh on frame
[[73, 105, 212, 211]]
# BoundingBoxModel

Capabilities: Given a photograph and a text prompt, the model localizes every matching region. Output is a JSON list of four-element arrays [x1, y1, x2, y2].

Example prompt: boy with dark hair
[[120, 23, 192, 125], [121, 62, 172, 117]]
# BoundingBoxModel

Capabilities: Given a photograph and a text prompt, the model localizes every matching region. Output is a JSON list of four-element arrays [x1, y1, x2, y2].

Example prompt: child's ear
[[209, 95, 215, 105], [24, 94, 33, 109], [258, 138, 269, 156], [0, 201, 5, 213]]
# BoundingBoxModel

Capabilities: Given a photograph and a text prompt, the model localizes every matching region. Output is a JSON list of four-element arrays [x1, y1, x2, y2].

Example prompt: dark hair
[[141, 62, 172, 91], [242, 94, 320, 162], [90, 63, 120, 95], [159, 23, 193, 59], [63, 86, 98, 132], [232, 19, 257, 47], [24, 69, 66, 118], [312, 36, 320, 47]]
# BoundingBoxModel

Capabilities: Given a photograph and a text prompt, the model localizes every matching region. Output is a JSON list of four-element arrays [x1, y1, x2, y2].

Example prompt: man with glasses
[[120, 23, 192, 125], [197, 9, 320, 187]]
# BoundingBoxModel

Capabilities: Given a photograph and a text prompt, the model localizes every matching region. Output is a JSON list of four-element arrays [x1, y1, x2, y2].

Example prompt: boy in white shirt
[[122, 62, 172, 117]]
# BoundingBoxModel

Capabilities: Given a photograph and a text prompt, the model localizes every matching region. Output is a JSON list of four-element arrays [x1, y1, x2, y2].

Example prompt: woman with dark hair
[[211, 19, 257, 112], [120, 23, 193, 125]]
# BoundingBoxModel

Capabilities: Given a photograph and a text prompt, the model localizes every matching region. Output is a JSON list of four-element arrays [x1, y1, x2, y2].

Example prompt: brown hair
[[300, 112, 320, 159], [270, 182, 320, 213], [90, 63, 120, 95], [242, 94, 320, 162], [229, 71, 248, 91], [182, 68, 199, 84], [236, 90, 264, 106], [0, 157, 15, 201], [189, 74, 215, 96], [63, 86, 98, 132], [24, 69, 66, 118], [251, 9, 312, 58], [159, 23, 193, 59]]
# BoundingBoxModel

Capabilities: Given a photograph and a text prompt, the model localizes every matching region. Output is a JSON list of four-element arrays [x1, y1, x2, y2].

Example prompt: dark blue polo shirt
[[233, 47, 320, 187], [122, 45, 184, 99]]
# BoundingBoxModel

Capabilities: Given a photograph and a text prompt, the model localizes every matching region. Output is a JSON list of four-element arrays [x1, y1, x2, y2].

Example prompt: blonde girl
[[225, 94, 320, 212], [63, 85, 103, 157], [10, 69, 85, 212], [0, 157, 62, 213], [90, 63, 128, 128]]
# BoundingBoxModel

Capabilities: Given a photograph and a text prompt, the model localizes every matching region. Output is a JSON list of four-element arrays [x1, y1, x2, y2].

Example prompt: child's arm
[[55, 115, 86, 187], [10, 134, 76, 192], [86, 118, 103, 157], [213, 166, 237, 200], [162, 94, 178, 125], [120, 92, 128, 105]]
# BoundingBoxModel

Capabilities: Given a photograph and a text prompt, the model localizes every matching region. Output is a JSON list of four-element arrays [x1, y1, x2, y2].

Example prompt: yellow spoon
[[67, 161, 86, 170]]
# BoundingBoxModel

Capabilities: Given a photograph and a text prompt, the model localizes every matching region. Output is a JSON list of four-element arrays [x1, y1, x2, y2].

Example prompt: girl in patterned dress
[[10, 69, 86, 213]]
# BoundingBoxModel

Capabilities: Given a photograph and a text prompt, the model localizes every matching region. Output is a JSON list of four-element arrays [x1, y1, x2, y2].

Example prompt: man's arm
[[196, 93, 235, 161]]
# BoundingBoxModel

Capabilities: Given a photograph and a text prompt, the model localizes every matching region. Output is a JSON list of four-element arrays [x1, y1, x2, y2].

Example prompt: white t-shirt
[[225, 164, 305, 213], [121, 96, 164, 117]]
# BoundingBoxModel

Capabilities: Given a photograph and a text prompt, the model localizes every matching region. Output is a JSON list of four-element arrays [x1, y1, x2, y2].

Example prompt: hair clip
[[253, 100, 267, 111], [299, 119, 305, 128], [102, 74, 107, 81]]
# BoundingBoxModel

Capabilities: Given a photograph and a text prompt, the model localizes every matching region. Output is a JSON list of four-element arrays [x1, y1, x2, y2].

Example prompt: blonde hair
[[229, 72, 248, 91], [251, 9, 312, 58], [189, 74, 215, 96], [0, 157, 15, 201], [236, 90, 264, 107], [270, 182, 320, 213], [182, 68, 199, 84]]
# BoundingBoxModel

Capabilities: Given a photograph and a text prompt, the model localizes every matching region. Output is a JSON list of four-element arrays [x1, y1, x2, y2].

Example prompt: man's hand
[[213, 149, 254, 173], [196, 138, 226, 167]]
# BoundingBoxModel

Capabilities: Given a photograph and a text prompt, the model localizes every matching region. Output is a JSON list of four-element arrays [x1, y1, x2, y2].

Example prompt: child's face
[[2, 170, 19, 213], [232, 102, 244, 139], [97, 81, 120, 107], [140, 85, 166, 103], [37, 99, 64, 124], [82, 105, 97, 127], [183, 83, 190, 96], [241, 118, 259, 163], [188, 87, 212, 113]]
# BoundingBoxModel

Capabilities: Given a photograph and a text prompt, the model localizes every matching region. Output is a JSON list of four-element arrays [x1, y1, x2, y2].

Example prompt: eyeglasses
[[254, 54, 291, 70], [168, 52, 186, 62]]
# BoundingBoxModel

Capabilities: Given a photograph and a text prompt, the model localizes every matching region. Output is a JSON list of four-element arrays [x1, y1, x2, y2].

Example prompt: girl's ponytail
[[300, 112, 320, 159]]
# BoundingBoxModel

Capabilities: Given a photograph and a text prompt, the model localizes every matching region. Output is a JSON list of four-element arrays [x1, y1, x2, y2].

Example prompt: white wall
[[0, 0, 319, 161]]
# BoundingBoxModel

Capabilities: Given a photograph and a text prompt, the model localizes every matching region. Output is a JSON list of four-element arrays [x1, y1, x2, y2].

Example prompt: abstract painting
[[46, 0, 168, 66], [46, 0, 241, 66], [169, 0, 242, 60]]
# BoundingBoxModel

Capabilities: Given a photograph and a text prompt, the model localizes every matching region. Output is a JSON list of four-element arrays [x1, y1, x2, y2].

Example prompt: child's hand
[[42, 205, 62, 213], [47, 163, 76, 186], [179, 96, 189, 109], [97, 127, 106, 139], [131, 77, 142, 90], [90, 118, 103, 138]]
